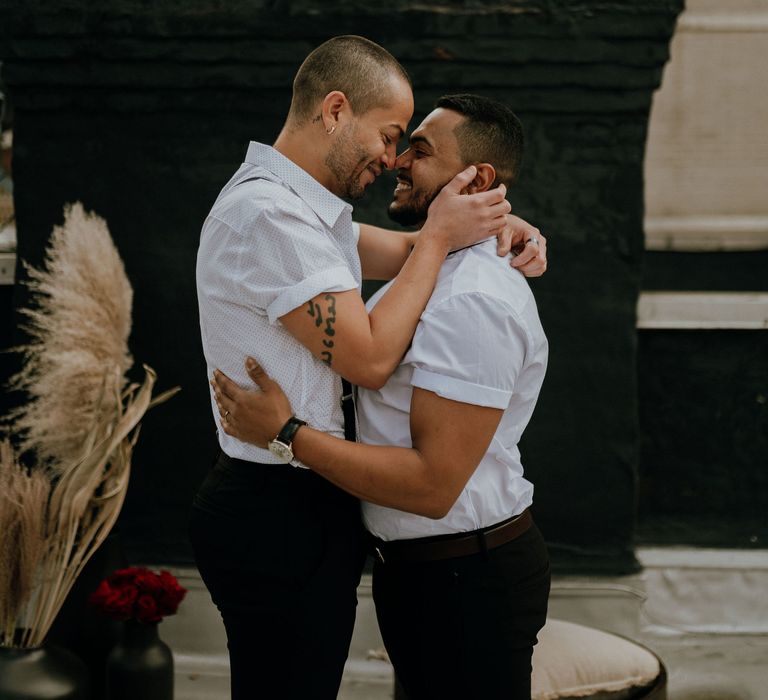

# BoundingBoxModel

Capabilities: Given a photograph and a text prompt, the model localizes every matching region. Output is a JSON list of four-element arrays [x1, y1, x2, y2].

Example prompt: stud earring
[[326, 125, 336, 135]]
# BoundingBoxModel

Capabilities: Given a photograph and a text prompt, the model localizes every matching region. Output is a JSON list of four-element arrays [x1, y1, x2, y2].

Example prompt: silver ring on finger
[[525, 235, 539, 246]]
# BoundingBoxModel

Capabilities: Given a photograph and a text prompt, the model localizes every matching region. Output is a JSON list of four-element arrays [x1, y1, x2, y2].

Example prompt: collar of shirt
[[446, 235, 497, 257], [245, 141, 352, 229]]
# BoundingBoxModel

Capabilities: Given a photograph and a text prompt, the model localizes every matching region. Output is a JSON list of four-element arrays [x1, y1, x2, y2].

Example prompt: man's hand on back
[[496, 214, 548, 278]]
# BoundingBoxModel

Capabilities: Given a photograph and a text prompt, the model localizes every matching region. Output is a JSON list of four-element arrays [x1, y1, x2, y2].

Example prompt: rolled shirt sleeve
[[408, 292, 530, 409], [224, 197, 358, 324]]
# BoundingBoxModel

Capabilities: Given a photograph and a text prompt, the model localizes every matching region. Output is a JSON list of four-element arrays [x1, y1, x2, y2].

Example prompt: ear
[[321, 91, 349, 133], [462, 163, 497, 194]]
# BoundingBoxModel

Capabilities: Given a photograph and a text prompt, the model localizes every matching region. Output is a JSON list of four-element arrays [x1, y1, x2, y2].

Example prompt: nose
[[382, 142, 398, 170], [394, 148, 412, 171]]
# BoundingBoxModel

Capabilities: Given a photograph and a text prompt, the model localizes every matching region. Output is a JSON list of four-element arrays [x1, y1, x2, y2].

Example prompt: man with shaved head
[[192, 35, 547, 700]]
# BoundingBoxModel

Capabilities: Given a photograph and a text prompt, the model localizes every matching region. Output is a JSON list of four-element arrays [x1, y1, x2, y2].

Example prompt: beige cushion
[[532, 619, 661, 700]]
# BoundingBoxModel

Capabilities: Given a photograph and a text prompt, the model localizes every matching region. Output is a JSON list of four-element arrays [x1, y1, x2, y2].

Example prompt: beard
[[325, 123, 371, 200], [387, 179, 444, 227]]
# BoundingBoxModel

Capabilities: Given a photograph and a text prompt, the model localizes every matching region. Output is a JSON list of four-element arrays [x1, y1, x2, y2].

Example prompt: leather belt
[[371, 509, 533, 564]]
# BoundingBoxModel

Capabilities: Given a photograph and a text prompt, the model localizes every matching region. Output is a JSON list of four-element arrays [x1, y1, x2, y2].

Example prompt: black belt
[[371, 509, 533, 564]]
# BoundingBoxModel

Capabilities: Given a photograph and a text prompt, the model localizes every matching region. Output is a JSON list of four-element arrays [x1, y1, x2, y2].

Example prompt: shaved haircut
[[436, 94, 524, 188], [288, 35, 411, 124]]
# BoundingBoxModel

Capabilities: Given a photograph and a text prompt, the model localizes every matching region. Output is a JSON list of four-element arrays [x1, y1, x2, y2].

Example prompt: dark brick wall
[[637, 330, 768, 548], [0, 0, 683, 572]]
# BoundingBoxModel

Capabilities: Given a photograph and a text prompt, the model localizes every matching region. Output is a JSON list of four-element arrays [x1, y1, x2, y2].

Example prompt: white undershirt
[[358, 239, 548, 541]]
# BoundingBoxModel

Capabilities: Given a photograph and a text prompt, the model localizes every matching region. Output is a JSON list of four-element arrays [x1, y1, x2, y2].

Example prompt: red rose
[[109, 567, 143, 586], [156, 570, 187, 615], [107, 586, 138, 619], [88, 580, 113, 609], [89, 580, 138, 620], [136, 594, 162, 623], [134, 570, 163, 595]]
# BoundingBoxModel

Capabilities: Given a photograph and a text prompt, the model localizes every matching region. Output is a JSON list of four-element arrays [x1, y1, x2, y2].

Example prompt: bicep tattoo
[[307, 293, 338, 366]]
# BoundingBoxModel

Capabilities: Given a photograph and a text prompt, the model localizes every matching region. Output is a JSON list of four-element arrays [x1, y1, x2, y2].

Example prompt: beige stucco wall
[[644, 0, 768, 250]]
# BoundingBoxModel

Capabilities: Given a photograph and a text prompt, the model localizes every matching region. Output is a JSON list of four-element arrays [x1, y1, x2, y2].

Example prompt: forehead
[[363, 75, 414, 135], [411, 108, 465, 148]]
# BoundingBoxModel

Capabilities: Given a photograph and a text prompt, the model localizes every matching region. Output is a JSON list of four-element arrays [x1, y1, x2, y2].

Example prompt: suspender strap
[[341, 378, 357, 442]]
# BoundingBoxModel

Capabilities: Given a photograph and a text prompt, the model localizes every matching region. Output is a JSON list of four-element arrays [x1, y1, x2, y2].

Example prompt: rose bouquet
[[89, 567, 187, 624]]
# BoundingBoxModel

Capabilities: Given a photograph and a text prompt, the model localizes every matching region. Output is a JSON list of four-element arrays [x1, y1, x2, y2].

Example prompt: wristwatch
[[268, 416, 307, 463]]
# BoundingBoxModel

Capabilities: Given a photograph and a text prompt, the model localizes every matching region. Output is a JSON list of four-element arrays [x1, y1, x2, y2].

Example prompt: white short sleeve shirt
[[196, 142, 361, 465], [358, 239, 548, 541]]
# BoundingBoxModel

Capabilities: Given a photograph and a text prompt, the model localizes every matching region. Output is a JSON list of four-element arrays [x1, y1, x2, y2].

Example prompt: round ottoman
[[532, 619, 666, 700]]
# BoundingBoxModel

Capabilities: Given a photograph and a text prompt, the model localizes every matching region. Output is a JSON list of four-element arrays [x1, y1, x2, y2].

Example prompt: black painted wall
[[637, 330, 768, 548], [0, 1, 683, 573]]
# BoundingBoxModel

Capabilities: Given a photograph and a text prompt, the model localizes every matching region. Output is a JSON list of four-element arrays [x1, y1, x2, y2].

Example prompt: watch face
[[268, 440, 293, 463]]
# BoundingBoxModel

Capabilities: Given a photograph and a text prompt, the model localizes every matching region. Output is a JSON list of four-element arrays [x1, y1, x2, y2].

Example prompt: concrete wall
[[0, 0, 683, 572], [645, 0, 768, 248]]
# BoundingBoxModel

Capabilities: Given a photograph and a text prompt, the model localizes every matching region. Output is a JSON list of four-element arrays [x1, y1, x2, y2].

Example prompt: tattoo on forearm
[[323, 294, 336, 337], [307, 300, 323, 327], [308, 294, 338, 367]]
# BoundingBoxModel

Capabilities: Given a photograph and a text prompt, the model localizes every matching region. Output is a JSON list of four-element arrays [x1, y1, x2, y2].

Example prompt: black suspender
[[341, 378, 357, 442]]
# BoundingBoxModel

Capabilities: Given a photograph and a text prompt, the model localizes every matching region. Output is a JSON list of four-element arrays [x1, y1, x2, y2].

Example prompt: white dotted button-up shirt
[[196, 142, 361, 466], [358, 239, 548, 541]]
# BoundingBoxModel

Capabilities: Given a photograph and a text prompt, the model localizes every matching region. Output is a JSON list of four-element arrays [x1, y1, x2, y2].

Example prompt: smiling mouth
[[366, 164, 382, 178], [394, 177, 412, 194]]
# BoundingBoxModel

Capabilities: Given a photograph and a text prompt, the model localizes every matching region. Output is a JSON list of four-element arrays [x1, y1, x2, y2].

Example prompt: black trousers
[[373, 522, 551, 700], [188, 452, 367, 700]]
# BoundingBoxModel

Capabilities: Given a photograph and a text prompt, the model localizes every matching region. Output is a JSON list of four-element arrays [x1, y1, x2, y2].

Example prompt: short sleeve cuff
[[266, 266, 358, 323], [411, 367, 512, 409], [352, 221, 361, 243]]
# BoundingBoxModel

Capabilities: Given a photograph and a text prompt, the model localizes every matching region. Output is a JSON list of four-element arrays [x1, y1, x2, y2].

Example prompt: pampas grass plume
[[8, 202, 133, 473]]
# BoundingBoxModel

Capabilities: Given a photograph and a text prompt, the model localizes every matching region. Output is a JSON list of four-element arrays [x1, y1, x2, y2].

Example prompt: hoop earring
[[326, 125, 336, 135]]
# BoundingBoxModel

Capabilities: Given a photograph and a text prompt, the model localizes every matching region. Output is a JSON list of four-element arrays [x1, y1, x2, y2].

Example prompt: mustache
[[396, 170, 412, 185]]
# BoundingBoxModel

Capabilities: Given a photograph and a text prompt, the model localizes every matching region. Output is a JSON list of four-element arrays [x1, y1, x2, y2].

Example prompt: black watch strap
[[276, 416, 307, 445]]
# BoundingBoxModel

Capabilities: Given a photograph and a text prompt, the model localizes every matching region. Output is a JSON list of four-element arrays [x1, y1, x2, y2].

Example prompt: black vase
[[105, 621, 173, 700], [47, 531, 126, 700], [0, 644, 90, 700]]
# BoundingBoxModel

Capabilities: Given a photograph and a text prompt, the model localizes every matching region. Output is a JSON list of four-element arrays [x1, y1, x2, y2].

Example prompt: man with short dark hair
[[213, 94, 551, 699], [192, 36, 546, 700]]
